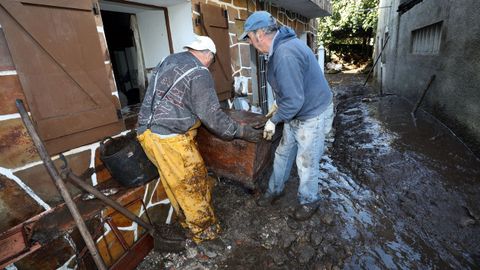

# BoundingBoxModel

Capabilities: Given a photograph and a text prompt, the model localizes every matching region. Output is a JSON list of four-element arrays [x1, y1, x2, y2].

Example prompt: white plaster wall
[[168, 2, 195, 53], [136, 10, 171, 69]]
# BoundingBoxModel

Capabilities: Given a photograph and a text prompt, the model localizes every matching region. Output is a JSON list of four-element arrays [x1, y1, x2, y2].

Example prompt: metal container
[[197, 110, 279, 190], [100, 132, 159, 187]]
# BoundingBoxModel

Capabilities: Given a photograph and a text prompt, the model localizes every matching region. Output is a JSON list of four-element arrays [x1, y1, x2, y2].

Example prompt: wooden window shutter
[[199, 3, 233, 101], [0, 0, 124, 154]]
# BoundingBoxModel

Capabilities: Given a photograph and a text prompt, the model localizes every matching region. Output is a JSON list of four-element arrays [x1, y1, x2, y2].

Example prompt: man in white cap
[[137, 35, 261, 243], [240, 12, 334, 221]]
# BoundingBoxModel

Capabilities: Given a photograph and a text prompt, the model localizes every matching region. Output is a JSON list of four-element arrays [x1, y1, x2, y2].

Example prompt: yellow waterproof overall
[[137, 124, 220, 243]]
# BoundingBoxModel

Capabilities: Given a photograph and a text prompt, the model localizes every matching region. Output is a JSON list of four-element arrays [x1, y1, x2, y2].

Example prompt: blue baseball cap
[[239, 11, 276, 41]]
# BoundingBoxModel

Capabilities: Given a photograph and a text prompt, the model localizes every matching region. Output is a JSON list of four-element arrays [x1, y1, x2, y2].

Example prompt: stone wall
[[191, 0, 317, 103]]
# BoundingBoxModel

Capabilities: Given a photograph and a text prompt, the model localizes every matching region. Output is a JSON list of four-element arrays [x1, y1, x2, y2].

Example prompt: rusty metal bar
[[105, 219, 129, 251], [411, 74, 436, 117], [363, 35, 390, 87], [63, 171, 155, 234], [15, 99, 108, 270]]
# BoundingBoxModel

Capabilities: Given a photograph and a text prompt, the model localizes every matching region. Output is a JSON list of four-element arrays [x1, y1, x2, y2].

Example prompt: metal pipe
[[64, 171, 155, 233], [411, 74, 436, 116], [363, 35, 390, 87], [15, 99, 108, 270]]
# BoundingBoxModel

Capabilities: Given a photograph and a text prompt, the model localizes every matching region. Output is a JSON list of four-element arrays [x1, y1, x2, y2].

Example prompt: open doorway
[[101, 10, 143, 108]]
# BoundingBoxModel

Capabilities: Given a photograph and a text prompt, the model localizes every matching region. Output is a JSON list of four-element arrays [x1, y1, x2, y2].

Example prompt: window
[[411, 21, 443, 55]]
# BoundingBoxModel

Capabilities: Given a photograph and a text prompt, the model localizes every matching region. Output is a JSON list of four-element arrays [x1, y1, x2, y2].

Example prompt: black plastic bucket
[[100, 132, 159, 187]]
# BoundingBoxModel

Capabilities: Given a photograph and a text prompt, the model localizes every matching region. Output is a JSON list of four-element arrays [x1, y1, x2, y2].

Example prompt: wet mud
[[137, 73, 480, 269]]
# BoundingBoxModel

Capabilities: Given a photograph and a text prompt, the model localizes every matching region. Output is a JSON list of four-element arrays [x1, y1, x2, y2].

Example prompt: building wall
[[375, 0, 480, 153], [168, 2, 196, 53], [0, 1, 170, 268]]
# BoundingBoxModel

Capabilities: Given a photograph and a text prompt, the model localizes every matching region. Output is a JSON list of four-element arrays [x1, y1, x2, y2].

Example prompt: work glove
[[265, 102, 278, 118], [236, 124, 263, 142], [263, 119, 276, 140]]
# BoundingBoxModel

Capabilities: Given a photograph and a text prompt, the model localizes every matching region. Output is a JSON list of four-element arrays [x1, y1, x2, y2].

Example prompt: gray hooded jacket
[[137, 52, 238, 140], [268, 27, 333, 124]]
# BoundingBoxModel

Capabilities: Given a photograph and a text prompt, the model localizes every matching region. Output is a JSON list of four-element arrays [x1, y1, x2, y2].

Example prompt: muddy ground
[[137, 73, 480, 270]]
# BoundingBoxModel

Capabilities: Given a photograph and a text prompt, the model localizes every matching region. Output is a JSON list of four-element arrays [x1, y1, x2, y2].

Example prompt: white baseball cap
[[183, 35, 216, 54]]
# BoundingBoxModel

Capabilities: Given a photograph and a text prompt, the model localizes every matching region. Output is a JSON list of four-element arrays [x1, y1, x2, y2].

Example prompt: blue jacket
[[268, 27, 332, 124]]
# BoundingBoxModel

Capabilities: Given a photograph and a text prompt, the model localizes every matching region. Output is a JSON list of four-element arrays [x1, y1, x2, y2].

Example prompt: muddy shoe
[[256, 192, 284, 207], [292, 201, 321, 221], [153, 223, 187, 253]]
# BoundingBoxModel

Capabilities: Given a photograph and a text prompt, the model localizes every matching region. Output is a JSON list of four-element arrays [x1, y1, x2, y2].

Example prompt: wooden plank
[[199, 3, 233, 101], [110, 234, 154, 270]]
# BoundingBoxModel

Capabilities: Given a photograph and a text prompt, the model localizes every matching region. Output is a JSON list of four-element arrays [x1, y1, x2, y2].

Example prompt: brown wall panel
[[103, 199, 143, 227], [0, 28, 14, 71], [44, 120, 123, 156], [97, 229, 135, 266], [15, 237, 75, 270], [0, 75, 26, 115], [0, 174, 44, 233], [14, 151, 91, 206], [0, 118, 39, 168]]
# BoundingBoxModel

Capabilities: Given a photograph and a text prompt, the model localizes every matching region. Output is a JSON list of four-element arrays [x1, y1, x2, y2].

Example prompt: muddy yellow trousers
[[137, 128, 220, 243]]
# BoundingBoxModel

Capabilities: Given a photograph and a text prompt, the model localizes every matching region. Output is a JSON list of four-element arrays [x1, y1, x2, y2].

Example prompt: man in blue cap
[[240, 11, 334, 221]]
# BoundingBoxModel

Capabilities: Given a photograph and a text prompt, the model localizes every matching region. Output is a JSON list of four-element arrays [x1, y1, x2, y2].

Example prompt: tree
[[318, 0, 379, 46]]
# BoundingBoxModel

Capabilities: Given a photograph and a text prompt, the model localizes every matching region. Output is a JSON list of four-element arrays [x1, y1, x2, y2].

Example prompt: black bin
[[100, 132, 159, 187]]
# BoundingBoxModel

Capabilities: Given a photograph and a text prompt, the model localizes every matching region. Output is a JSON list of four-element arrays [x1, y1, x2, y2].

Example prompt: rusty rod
[[411, 75, 436, 116], [363, 35, 390, 87], [15, 99, 108, 270], [105, 219, 129, 251], [64, 171, 155, 234]]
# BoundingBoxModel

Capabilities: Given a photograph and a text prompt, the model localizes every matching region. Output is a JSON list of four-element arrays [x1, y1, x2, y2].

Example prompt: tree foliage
[[317, 0, 379, 45]]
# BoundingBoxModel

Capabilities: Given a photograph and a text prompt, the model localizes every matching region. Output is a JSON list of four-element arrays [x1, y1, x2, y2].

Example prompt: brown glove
[[235, 124, 263, 142]]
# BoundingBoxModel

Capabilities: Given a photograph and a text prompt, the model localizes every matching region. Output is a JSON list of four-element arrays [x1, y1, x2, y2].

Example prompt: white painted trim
[[60, 234, 79, 270], [166, 205, 174, 224], [57, 255, 76, 270], [0, 167, 51, 210], [209, 0, 247, 11], [0, 70, 17, 76], [89, 148, 98, 186], [0, 113, 21, 121], [5, 264, 17, 270]]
